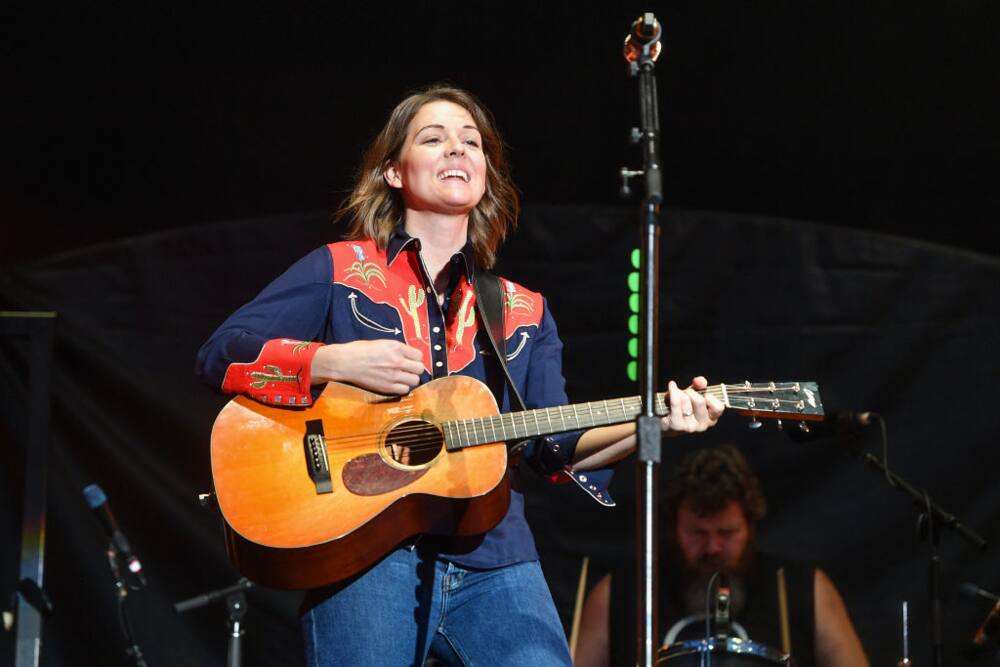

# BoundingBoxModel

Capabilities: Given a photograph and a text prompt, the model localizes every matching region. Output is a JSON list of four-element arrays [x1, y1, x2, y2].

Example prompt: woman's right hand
[[310, 340, 425, 395]]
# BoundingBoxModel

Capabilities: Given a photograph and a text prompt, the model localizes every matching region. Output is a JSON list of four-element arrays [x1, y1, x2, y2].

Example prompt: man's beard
[[667, 535, 757, 618]]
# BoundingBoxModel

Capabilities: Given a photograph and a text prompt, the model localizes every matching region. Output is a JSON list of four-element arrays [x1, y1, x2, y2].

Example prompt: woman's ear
[[383, 162, 402, 189]]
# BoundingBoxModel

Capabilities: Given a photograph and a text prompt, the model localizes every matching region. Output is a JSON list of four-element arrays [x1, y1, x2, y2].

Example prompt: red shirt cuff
[[221, 338, 323, 405]]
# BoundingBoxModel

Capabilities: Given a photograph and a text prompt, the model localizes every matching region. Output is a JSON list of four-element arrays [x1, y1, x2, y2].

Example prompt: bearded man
[[574, 446, 868, 667]]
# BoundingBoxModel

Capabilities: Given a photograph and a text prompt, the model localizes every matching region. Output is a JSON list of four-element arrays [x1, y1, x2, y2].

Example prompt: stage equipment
[[898, 600, 911, 667], [846, 419, 987, 667], [1, 311, 55, 667], [655, 570, 792, 665], [175, 578, 254, 667], [83, 484, 146, 586], [656, 638, 790, 666], [961, 582, 1000, 603], [82, 483, 149, 666], [618, 12, 667, 666]]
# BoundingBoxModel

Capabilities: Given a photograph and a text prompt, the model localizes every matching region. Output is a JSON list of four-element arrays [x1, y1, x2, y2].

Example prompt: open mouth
[[437, 169, 470, 183]]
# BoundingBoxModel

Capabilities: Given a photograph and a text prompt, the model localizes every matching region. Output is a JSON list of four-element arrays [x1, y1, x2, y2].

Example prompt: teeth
[[438, 170, 469, 182]]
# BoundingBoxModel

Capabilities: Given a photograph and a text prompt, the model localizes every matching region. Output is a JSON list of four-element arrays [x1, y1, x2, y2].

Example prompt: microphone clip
[[623, 12, 662, 71], [713, 580, 732, 639]]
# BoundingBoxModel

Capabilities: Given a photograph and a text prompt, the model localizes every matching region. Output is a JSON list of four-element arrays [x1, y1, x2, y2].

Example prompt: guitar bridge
[[304, 419, 333, 494]]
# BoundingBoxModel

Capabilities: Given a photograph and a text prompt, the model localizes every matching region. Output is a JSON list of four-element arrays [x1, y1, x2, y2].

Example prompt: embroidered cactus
[[399, 285, 425, 339], [453, 290, 476, 349], [249, 365, 299, 389]]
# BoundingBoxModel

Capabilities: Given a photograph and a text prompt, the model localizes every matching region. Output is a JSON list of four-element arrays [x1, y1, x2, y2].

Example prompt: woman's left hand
[[662, 376, 725, 434]]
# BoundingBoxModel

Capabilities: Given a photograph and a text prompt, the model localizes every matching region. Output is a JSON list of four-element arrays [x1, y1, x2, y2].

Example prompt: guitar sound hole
[[385, 420, 443, 467]]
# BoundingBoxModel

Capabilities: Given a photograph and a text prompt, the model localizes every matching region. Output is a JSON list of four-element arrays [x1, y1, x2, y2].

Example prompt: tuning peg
[[776, 419, 783, 431], [748, 417, 762, 430], [798, 421, 810, 433]]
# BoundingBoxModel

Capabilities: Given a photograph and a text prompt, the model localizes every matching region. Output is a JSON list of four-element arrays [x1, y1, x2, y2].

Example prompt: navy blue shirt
[[196, 230, 582, 569]]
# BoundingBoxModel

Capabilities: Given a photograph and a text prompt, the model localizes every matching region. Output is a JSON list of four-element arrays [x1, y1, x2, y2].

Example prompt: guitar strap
[[471, 270, 616, 507], [471, 270, 527, 413]]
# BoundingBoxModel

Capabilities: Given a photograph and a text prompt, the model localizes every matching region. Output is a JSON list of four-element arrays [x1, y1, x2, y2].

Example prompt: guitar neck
[[442, 381, 823, 452], [443, 389, 693, 452]]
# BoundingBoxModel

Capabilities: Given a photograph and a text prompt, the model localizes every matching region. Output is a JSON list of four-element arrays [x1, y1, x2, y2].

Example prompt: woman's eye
[[423, 137, 441, 144]]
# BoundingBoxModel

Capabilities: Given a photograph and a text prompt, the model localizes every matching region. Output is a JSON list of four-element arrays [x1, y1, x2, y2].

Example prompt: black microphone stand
[[105, 543, 147, 667], [174, 578, 254, 667], [621, 12, 666, 667], [855, 448, 987, 667]]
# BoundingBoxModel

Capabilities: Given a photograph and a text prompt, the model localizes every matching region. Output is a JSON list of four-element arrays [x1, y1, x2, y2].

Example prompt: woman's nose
[[445, 135, 465, 157]]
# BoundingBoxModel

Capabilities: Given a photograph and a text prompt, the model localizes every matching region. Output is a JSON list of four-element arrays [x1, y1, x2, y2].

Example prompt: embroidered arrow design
[[506, 331, 530, 361], [348, 293, 401, 335]]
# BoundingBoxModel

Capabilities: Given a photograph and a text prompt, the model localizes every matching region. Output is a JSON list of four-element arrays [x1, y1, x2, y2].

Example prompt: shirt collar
[[387, 225, 476, 281]]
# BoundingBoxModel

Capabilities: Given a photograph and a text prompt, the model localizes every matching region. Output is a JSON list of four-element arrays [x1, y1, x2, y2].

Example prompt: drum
[[656, 637, 792, 666]]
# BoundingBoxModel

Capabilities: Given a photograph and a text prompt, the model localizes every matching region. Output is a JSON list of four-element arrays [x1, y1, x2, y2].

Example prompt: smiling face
[[383, 100, 488, 216]]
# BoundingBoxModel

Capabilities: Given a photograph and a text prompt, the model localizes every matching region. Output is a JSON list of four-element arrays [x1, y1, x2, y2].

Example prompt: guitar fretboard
[[441, 381, 822, 451], [443, 388, 718, 451]]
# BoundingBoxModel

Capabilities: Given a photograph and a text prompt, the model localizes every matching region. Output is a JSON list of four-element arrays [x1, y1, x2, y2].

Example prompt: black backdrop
[[2, 206, 999, 666], [3, 2, 999, 267]]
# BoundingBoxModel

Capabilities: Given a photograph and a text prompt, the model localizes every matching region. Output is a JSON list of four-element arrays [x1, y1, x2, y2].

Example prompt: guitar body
[[210, 372, 824, 590], [211, 375, 510, 589]]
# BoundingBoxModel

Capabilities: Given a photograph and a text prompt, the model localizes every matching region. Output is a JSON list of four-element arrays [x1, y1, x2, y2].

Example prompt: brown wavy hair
[[337, 84, 519, 269], [664, 446, 768, 528]]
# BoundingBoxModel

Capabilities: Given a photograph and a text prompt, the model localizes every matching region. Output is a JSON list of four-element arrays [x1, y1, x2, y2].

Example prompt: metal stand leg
[[1, 311, 56, 667]]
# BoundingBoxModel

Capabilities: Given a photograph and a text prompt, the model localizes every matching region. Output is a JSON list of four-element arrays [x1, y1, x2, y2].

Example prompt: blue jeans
[[302, 547, 572, 666]]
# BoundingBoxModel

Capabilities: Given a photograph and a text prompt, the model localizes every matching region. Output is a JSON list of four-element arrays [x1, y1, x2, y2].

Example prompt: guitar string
[[312, 387, 814, 451], [297, 387, 818, 454], [309, 387, 766, 450]]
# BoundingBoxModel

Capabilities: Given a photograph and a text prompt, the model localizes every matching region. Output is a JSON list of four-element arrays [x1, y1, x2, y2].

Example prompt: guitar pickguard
[[342, 454, 428, 496]]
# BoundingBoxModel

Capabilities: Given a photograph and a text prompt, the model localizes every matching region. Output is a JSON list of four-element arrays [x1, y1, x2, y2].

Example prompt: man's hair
[[664, 446, 767, 528], [337, 84, 519, 270]]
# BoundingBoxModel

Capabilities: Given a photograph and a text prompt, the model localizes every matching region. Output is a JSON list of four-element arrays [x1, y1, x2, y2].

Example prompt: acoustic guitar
[[210, 375, 823, 589]]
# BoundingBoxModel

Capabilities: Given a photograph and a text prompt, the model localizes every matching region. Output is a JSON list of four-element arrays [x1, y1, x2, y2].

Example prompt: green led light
[[627, 248, 641, 383]]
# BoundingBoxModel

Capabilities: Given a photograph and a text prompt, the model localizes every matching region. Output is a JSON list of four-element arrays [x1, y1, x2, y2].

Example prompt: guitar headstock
[[720, 381, 825, 423]]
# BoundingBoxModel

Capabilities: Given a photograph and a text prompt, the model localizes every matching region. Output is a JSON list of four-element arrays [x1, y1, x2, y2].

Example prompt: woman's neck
[[404, 212, 469, 296]]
